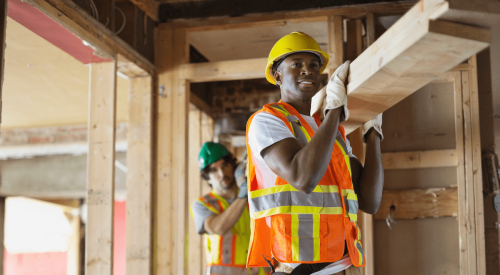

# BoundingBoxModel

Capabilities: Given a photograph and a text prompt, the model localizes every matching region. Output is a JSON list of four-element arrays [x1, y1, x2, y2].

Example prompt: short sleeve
[[345, 137, 357, 159], [248, 112, 295, 157], [192, 200, 216, 234]]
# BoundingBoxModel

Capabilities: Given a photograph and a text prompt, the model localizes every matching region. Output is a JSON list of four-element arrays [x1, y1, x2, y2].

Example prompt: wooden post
[[188, 106, 203, 275], [155, 27, 190, 275], [86, 61, 117, 275], [327, 15, 344, 70], [467, 55, 486, 274], [126, 76, 153, 275]]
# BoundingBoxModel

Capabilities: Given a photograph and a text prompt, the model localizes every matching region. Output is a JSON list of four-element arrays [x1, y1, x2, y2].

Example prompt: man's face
[[207, 159, 235, 190], [275, 52, 322, 100]]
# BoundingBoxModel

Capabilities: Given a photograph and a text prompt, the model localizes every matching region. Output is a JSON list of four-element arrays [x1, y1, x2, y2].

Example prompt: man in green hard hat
[[192, 142, 269, 275]]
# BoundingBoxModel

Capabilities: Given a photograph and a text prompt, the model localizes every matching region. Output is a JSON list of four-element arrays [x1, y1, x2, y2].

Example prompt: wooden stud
[[188, 107, 203, 275], [327, 15, 344, 70], [468, 55, 486, 275], [86, 62, 117, 275], [382, 149, 458, 170], [365, 13, 375, 46], [373, 187, 458, 220], [155, 27, 174, 275], [454, 70, 469, 274], [155, 27, 190, 275], [126, 76, 153, 275], [462, 69, 479, 274]]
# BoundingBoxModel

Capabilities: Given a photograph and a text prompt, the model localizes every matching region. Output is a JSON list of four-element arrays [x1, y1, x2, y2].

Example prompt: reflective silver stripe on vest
[[249, 191, 342, 213], [336, 132, 348, 154], [298, 214, 315, 262], [291, 120, 308, 146], [221, 232, 233, 264], [356, 241, 365, 265], [348, 198, 359, 214], [206, 265, 247, 275]]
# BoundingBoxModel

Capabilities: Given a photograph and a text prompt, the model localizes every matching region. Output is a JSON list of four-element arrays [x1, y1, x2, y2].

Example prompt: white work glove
[[310, 61, 350, 122], [361, 113, 384, 143]]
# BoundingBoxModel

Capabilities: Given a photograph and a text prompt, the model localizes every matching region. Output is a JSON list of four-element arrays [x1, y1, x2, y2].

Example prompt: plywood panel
[[2, 18, 129, 129], [374, 218, 460, 275], [381, 82, 456, 152], [190, 21, 328, 62]]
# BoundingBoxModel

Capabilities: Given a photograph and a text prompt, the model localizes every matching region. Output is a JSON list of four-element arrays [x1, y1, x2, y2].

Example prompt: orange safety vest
[[195, 192, 269, 275], [245, 101, 365, 268]]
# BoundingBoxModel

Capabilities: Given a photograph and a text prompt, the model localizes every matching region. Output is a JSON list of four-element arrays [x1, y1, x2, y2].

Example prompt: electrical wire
[[89, 0, 99, 20], [115, 6, 126, 35]]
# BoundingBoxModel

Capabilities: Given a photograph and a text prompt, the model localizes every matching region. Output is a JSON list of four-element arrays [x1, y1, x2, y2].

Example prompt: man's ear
[[274, 71, 283, 86]]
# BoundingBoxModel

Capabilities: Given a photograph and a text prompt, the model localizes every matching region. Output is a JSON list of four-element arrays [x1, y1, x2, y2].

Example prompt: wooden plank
[[155, 27, 174, 275], [190, 93, 214, 118], [180, 58, 267, 83], [382, 149, 458, 170], [449, 63, 470, 71], [438, 0, 500, 28], [159, 2, 414, 32], [373, 187, 458, 220], [24, 0, 155, 76], [126, 76, 153, 275], [468, 55, 486, 275], [188, 107, 203, 275], [86, 62, 117, 275], [462, 69, 478, 274], [343, 15, 490, 133], [453, 70, 469, 274], [171, 28, 190, 275]]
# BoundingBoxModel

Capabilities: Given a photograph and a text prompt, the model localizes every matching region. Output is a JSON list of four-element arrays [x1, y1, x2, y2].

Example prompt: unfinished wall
[[373, 81, 460, 274]]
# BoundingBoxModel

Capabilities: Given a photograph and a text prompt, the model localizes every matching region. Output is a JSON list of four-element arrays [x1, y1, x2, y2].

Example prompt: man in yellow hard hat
[[191, 142, 269, 275], [245, 32, 384, 275]]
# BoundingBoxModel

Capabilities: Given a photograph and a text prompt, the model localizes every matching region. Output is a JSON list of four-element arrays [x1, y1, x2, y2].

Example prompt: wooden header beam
[[25, 0, 155, 76], [382, 149, 458, 169]]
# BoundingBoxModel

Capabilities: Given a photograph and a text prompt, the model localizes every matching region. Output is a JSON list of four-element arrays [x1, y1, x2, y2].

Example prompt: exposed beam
[[128, 0, 159, 22], [126, 76, 153, 275], [159, 1, 415, 26], [86, 62, 117, 275], [180, 58, 267, 83], [24, 0, 155, 76], [382, 149, 458, 170], [373, 187, 458, 220]]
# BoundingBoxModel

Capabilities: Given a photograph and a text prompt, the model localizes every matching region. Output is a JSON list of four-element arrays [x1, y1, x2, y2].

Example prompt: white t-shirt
[[247, 111, 356, 274]]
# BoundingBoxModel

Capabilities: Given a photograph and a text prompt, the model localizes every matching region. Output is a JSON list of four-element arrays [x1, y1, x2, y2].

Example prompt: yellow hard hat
[[265, 32, 329, 85]]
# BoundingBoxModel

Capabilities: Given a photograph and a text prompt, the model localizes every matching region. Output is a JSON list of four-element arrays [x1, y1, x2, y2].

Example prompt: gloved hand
[[361, 113, 384, 143], [310, 61, 350, 122], [235, 156, 248, 199]]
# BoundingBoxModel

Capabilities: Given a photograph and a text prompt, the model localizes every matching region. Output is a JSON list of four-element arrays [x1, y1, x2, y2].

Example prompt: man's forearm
[[204, 198, 247, 235], [358, 130, 384, 214]]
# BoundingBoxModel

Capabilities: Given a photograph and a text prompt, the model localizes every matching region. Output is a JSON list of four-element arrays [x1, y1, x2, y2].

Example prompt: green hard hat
[[198, 142, 231, 170]]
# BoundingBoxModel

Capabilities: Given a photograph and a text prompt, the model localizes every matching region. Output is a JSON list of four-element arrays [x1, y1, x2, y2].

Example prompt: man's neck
[[281, 92, 312, 115], [213, 183, 238, 200]]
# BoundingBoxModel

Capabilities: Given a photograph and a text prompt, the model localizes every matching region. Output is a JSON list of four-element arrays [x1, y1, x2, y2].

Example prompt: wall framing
[[152, 1, 494, 274]]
